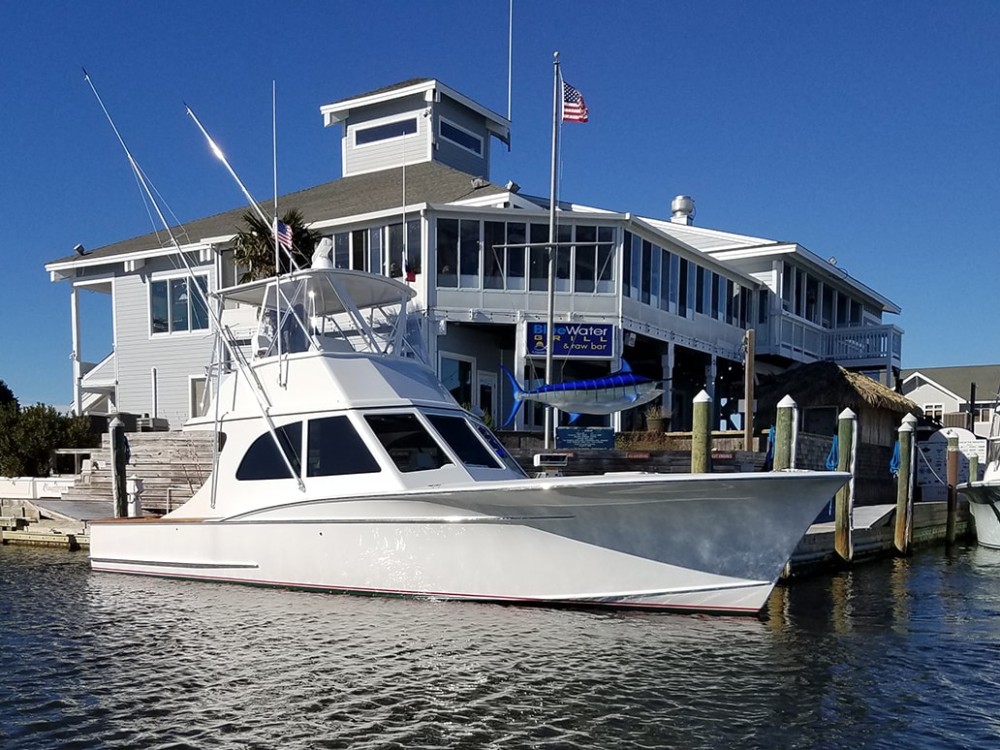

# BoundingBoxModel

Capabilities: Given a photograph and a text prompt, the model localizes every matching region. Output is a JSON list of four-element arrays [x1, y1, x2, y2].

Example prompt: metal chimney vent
[[670, 195, 695, 225]]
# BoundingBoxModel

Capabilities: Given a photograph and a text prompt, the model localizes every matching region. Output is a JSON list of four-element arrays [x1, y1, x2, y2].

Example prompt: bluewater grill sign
[[526, 323, 615, 358]]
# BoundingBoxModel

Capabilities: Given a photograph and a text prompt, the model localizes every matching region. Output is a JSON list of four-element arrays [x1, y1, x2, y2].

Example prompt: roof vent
[[471, 177, 490, 189], [670, 195, 695, 225]]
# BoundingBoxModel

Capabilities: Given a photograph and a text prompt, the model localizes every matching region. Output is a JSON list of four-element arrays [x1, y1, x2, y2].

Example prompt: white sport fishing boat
[[960, 404, 1000, 548], [89, 265, 849, 615]]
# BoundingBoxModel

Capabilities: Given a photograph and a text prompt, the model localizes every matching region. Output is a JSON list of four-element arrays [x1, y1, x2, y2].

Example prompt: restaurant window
[[459, 219, 480, 288], [506, 222, 526, 290], [440, 118, 483, 156], [640, 239, 652, 304], [596, 226, 614, 293], [440, 354, 474, 406], [622, 231, 632, 298], [355, 117, 417, 146], [484, 221, 506, 289], [150, 275, 208, 335], [436, 218, 458, 287], [528, 223, 549, 291]]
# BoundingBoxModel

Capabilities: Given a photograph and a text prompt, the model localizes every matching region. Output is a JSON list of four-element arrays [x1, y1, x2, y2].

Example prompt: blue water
[[2, 542, 999, 749]]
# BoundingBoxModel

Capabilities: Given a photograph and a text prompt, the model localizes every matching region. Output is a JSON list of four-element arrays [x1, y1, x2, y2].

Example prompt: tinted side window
[[236, 423, 302, 481], [307, 416, 381, 477], [428, 415, 502, 468], [365, 414, 451, 473]]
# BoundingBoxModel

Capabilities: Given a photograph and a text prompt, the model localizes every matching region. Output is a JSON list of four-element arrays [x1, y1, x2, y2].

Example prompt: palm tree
[[233, 208, 321, 282]]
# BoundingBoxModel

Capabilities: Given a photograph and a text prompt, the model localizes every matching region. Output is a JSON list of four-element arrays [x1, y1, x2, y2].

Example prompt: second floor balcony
[[757, 313, 903, 373]]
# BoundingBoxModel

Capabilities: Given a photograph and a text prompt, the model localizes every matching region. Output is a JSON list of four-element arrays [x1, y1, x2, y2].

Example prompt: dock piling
[[691, 390, 712, 473], [946, 432, 958, 546], [109, 417, 128, 518], [893, 414, 916, 555], [834, 408, 857, 563], [774, 394, 797, 471]]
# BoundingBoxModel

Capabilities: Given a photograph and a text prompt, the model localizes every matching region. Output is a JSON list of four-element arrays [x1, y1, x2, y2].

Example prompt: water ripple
[[4, 544, 1000, 748]]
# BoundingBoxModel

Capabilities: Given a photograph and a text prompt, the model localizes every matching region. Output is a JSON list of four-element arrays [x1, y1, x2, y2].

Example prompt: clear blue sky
[[3, 1, 999, 407]]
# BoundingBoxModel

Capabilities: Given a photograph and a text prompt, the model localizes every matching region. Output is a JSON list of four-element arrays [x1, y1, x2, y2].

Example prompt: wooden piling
[[109, 416, 128, 518], [834, 408, 857, 563], [970, 453, 980, 483], [946, 432, 958, 545], [743, 329, 755, 452], [773, 395, 796, 471], [893, 415, 916, 555], [691, 390, 712, 473]]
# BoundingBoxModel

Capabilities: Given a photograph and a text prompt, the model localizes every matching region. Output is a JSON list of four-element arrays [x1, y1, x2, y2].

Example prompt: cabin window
[[365, 414, 452, 473], [150, 275, 208, 334], [306, 416, 380, 477], [440, 118, 483, 156], [355, 117, 417, 146], [236, 422, 302, 481], [428, 415, 503, 469]]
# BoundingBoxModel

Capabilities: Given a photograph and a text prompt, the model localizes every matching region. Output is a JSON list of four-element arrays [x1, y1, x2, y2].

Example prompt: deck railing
[[757, 315, 903, 370]]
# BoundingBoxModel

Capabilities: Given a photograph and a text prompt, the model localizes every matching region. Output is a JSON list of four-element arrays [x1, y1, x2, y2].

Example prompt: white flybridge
[[88, 265, 848, 615]]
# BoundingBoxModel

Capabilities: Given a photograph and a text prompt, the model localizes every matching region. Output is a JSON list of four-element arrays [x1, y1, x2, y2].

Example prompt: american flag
[[275, 220, 293, 250], [562, 81, 589, 123]]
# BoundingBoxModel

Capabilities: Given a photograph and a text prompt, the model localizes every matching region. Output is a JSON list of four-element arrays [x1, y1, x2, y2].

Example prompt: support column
[[661, 342, 675, 427], [70, 284, 82, 415], [512, 320, 527, 432]]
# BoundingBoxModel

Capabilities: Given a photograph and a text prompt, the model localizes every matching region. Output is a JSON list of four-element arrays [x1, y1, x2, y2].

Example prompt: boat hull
[[961, 481, 1000, 549], [90, 471, 847, 615]]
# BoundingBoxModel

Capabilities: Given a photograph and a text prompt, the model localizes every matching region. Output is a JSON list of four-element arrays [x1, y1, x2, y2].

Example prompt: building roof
[[757, 360, 919, 415], [901, 365, 1000, 403], [46, 161, 507, 267], [646, 217, 901, 315], [319, 77, 510, 144]]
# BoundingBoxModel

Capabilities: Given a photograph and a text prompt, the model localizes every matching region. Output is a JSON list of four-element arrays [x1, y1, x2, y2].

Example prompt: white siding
[[434, 99, 489, 177], [344, 99, 430, 176], [114, 257, 217, 428]]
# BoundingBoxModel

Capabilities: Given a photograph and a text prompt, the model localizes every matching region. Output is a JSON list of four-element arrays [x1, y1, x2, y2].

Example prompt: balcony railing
[[757, 314, 902, 370], [79, 350, 117, 387]]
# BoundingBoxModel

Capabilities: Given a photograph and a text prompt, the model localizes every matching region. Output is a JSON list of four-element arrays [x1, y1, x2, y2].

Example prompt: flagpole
[[545, 51, 560, 450], [272, 82, 283, 378]]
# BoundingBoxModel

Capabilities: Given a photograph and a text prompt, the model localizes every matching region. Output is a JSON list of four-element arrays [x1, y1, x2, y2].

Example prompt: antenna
[[507, 0, 513, 122], [184, 102, 301, 274], [83, 70, 306, 493]]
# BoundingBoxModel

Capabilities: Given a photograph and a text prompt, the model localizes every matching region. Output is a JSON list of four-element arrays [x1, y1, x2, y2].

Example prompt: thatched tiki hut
[[756, 361, 920, 448]]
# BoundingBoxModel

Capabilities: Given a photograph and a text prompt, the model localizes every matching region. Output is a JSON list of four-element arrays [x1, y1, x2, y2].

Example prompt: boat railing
[[236, 269, 421, 363]]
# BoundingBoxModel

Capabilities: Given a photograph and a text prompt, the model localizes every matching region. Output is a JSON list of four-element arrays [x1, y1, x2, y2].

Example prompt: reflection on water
[[3, 544, 1000, 749]]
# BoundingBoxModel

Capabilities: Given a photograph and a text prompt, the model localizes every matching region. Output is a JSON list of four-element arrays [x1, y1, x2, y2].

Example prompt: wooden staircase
[[59, 431, 216, 515]]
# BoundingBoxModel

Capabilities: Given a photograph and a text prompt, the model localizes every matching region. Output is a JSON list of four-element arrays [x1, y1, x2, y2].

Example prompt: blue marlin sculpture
[[500, 362, 664, 428]]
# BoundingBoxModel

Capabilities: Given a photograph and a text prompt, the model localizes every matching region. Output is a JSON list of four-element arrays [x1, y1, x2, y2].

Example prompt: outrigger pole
[[82, 69, 306, 494]]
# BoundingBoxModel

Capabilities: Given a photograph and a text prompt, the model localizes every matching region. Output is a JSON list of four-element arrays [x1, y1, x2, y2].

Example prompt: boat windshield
[[365, 413, 453, 473]]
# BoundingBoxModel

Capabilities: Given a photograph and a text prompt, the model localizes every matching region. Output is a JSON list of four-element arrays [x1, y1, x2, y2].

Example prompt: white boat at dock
[[89, 266, 849, 614], [959, 406, 1000, 548]]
